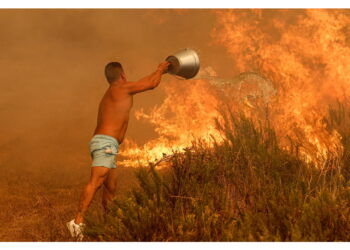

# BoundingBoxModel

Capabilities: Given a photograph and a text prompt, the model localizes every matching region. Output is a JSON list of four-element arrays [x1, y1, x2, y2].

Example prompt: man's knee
[[89, 176, 107, 190], [89, 166, 110, 189], [103, 182, 117, 195]]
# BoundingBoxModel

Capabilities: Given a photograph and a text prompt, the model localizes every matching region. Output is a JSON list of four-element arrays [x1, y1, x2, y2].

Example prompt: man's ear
[[120, 71, 126, 81]]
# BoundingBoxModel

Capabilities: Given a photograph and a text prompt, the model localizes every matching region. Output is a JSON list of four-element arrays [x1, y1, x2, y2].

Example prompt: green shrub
[[84, 106, 350, 241]]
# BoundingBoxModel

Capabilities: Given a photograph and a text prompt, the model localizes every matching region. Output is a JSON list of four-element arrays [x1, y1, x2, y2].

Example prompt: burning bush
[[83, 104, 350, 241]]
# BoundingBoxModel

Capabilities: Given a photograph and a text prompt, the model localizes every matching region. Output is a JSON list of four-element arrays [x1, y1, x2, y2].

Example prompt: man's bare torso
[[93, 61, 170, 144], [93, 84, 133, 144]]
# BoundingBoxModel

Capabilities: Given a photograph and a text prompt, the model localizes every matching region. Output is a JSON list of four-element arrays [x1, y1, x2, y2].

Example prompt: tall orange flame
[[119, 9, 350, 168], [119, 79, 223, 167], [212, 9, 349, 167]]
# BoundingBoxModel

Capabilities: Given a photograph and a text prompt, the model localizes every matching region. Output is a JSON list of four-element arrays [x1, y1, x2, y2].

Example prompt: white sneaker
[[66, 219, 85, 241]]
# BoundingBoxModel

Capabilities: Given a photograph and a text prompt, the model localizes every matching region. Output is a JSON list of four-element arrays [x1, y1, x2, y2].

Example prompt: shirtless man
[[66, 61, 170, 240]]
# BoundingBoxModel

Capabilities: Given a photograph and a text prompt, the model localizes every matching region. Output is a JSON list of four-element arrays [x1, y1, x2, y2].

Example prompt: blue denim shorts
[[89, 134, 119, 169]]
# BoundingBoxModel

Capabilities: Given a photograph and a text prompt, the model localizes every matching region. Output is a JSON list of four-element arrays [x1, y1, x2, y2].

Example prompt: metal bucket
[[165, 48, 200, 79]]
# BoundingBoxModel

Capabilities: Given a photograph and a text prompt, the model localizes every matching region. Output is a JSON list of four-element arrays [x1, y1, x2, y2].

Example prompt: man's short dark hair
[[104, 62, 123, 84]]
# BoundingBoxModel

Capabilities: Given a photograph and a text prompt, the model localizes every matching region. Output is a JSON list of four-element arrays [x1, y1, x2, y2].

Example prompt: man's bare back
[[93, 85, 133, 143], [93, 61, 170, 144]]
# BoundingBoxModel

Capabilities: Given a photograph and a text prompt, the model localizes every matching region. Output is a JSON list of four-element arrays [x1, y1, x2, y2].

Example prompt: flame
[[119, 79, 224, 167], [119, 9, 350, 168], [212, 9, 350, 167]]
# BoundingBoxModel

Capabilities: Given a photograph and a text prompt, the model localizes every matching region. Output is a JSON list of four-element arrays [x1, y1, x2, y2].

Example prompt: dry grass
[[0, 164, 138, 242], [2, 103, 350, 242], [84, 104, 350, 242]]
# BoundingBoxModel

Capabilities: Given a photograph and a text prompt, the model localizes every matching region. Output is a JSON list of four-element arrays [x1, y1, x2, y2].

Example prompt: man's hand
[[157, 61, 170, 74], [118, 61, 171, 95]]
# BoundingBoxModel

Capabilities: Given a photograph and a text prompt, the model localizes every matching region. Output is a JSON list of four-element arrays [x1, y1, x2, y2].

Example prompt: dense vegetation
[[85, 105, 350, 241]]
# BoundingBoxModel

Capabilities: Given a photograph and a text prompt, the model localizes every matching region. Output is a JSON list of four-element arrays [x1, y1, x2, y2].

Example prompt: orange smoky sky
[[0, 9, 235, 174], [1, 9, 349, 174]]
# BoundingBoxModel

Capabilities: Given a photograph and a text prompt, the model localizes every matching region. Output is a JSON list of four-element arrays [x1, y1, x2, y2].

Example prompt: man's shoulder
[[113, 81, 139, 93], [109, 82, 133, 96], [110, 81, 135, 89]]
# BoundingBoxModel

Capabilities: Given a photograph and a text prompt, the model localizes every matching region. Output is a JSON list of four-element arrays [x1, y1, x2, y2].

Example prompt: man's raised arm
[[121, 62, 170, 95]]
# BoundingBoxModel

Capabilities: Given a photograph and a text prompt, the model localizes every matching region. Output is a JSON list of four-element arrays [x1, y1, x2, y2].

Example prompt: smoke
[[0, 9, 234, 175], [119, 9, 350, 167], [3, 9, 346, 173], [212, 9, 350, 166]]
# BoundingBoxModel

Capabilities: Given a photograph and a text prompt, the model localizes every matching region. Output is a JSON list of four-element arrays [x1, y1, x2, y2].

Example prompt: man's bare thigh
[[90, 166, 110, 183], [103, 168, 117, 190]]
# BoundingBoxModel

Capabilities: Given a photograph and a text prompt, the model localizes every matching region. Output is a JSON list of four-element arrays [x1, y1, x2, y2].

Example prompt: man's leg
[[102, 168, 118, 212], [75, 166, 110, 224]]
